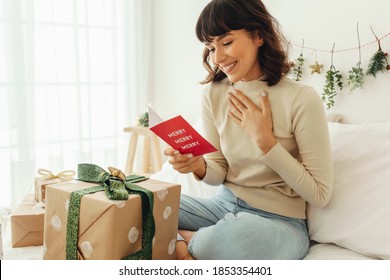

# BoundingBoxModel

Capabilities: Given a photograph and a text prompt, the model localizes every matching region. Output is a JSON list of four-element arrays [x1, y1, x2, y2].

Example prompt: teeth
[[222, 62, 237, 72]]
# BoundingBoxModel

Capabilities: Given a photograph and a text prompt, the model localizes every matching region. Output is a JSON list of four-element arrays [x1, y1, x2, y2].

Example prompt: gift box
[[34, 169, 75, 202], [43, 165, 181, 260], [10, 194, 45, 248]]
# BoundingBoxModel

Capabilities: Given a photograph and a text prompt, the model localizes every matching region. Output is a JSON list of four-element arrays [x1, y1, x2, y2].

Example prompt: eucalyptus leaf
[[322, 65, 343, 110]]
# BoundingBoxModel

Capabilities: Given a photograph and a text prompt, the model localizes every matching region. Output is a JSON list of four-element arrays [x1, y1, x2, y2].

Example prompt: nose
[[213, 47, 226, 65]]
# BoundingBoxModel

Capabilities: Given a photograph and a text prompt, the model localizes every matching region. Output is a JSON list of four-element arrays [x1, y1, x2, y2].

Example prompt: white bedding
[[303, 243, 376, 260]]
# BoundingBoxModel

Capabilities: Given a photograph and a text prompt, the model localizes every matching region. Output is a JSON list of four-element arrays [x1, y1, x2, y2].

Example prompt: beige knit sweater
[[199, 77, 333, 219]]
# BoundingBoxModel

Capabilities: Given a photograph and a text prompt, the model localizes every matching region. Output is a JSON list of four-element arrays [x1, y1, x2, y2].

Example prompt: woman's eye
[[208, 48, 215, 52], [223, 41, 232, 46]]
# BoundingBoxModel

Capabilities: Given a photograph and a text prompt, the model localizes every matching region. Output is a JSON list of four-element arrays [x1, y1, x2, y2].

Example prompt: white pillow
[[307, 121, 390, 259]]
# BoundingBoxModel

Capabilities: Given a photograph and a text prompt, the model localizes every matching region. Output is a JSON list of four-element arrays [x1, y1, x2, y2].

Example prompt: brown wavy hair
[[196, 0, 290, 86]]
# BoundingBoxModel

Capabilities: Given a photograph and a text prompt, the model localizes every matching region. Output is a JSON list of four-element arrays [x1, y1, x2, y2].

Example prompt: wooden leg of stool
[[143, 135, 151, 174], [125, 133, 138, 175], [151, 134, 163, 173]]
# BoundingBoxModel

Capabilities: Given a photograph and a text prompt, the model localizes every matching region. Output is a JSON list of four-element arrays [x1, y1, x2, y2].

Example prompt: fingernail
[[187, 154, 193, 158], [173, 150, 180, 155], [261, 91, 267, 97]]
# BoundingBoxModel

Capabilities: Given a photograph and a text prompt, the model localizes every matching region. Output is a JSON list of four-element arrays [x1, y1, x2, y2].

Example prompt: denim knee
[[189, 212, 309, 260]]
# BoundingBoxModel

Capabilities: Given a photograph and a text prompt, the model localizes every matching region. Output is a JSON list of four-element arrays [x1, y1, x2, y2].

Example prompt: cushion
[[307, 121, 390, 259], [326, 113, 343, 123]]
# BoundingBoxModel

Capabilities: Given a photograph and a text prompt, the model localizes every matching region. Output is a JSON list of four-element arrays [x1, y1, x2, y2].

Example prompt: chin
[[227, 75, 240, 84]]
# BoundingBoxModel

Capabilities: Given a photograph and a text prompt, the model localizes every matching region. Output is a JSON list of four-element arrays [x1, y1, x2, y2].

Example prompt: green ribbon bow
[[66, 163, 155, 260]]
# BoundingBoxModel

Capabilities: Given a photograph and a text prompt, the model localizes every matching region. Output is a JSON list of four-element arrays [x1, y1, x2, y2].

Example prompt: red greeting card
[[149, 108, 217, 156]]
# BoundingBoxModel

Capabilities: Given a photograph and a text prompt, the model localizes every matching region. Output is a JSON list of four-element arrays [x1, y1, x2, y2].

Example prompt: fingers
[[228, 90, 255, 110], [228, 92, 247, 112], [168, 152, 195, 165], [164, 147, 179, 157], [164, 147, 203, 174], [260, 90, 271, 116], [169, 154, 203, 173]]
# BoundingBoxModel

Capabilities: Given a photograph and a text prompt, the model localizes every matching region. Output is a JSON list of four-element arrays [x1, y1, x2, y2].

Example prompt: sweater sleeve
[[261, 87, 333, 207], [196, 84, 228, 186]]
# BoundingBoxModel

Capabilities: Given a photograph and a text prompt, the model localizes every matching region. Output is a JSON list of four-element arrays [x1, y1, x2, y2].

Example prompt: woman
[[165, 0, 333, 260]]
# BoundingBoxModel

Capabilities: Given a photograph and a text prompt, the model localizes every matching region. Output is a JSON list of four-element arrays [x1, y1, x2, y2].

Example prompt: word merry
[[181, 141, 200, 150], [167, 129, 186, 138]]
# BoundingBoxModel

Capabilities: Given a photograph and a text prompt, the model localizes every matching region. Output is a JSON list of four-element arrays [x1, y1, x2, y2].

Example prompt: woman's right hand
[[164, 147, 207, 179]]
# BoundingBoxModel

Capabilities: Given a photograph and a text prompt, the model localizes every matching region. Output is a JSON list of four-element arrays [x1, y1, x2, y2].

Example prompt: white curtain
[[0, 0, 152, 209]]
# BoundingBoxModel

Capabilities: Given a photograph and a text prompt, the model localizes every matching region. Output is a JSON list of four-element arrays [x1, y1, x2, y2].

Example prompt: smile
[[220, 61, 237, 73]]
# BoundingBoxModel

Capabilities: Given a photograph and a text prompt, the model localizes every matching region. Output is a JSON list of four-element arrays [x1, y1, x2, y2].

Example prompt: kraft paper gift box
[[43, 167, 181, 260], [34, 169, 75, 202], [11, 193, 45, 248]]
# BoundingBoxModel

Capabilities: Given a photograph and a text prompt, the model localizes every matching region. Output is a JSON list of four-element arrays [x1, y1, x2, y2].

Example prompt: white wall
[[150, 0, 390, 124], [150, 0, 210, 124]]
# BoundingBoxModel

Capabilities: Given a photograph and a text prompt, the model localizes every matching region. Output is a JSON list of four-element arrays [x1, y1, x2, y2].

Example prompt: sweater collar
[[228, 78, 268, 95]]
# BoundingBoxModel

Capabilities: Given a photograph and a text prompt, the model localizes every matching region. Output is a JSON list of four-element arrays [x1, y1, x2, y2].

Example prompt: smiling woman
[[0, 0, 152, 209], [163, 0, 333, 260]]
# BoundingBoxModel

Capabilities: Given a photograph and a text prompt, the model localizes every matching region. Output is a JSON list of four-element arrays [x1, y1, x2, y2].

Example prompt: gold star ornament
[[309, 61, 323, 74]]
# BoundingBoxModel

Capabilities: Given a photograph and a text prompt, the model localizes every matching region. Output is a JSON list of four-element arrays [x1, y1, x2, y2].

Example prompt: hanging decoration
[[322, 43, 343, 110], [291, 40, 305, 81], [347, 23, 365, 93], [288, 26, 389, 109], [366, 26, 390, 77]]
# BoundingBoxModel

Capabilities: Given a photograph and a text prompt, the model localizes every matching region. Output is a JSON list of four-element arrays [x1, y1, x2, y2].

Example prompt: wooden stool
[[123, 126, 163, 175]]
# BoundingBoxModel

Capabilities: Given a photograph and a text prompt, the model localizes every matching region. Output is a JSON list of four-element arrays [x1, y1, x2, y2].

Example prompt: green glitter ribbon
[[66, 163, 155, 260]]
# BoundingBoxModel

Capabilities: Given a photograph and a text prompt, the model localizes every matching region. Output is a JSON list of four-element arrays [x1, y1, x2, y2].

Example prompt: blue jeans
[[179, 186, 309, 260]]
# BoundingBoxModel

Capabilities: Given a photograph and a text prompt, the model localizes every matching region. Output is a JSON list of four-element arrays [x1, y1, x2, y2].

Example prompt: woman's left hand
[[228, 90, 277, 154]]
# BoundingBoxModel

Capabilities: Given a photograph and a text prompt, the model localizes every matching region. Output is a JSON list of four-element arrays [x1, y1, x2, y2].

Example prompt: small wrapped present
[[43, 164, 181, 260], [34, 169, 75, 202], [10, 194, 45, 248]]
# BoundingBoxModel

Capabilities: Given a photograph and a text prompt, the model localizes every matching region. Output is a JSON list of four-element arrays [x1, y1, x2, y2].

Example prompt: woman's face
[[205, 29, 263, 83]]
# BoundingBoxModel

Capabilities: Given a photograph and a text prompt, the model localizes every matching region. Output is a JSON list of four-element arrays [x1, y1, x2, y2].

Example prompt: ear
[[254, 31, 264, 47], [257, 37, 264, 47]]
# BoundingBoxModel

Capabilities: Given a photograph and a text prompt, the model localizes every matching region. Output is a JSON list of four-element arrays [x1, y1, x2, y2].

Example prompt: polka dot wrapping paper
[[43, 179, 181, 260]]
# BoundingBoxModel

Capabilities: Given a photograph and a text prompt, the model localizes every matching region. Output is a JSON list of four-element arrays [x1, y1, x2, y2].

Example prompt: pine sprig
[[366, 26, 389, 77], [366, 48, 389, 77]]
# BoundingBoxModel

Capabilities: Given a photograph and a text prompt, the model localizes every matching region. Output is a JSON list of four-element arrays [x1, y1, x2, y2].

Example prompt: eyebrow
[[205, 32, 233, 45]]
